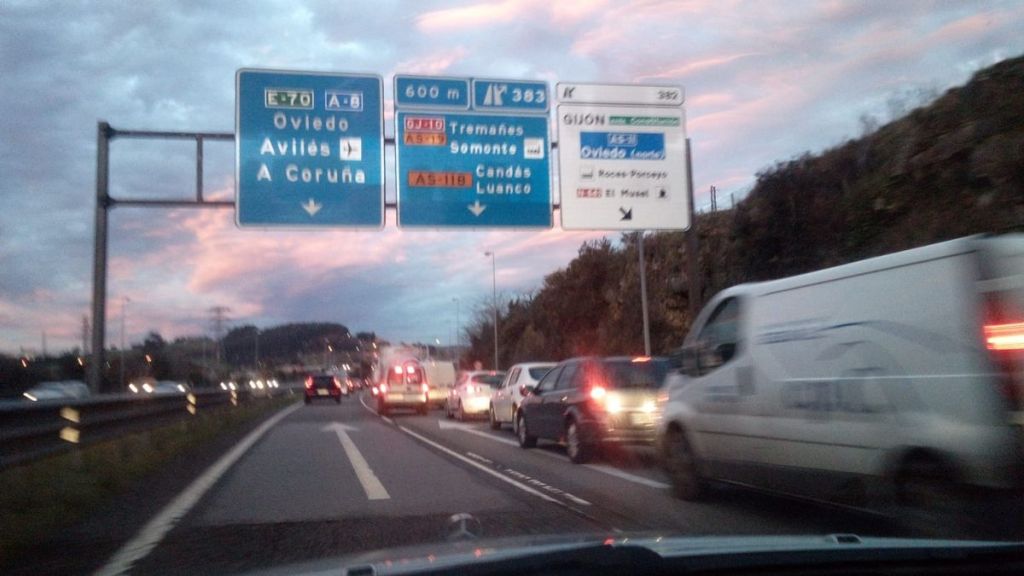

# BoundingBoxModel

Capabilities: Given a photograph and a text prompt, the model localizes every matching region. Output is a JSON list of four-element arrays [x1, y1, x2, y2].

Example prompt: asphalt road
[[110, 392, 928, 574]]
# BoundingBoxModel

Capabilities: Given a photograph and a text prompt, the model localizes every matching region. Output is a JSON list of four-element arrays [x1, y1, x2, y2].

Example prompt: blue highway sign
[[394, 75, 551, 228], [236, 69, 384, 227], [395, 75, 470, 109], [472, 78, 549, 112]]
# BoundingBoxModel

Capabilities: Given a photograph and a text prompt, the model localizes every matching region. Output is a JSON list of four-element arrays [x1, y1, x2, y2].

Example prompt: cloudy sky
[[2, 0, 1022, 355]]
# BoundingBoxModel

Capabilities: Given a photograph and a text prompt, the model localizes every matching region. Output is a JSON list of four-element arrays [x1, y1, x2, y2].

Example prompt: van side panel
[[748, 252, 1005, 492]]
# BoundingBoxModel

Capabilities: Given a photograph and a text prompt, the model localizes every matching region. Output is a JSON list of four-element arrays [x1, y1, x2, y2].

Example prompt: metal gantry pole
[[638, 232, 652, 356], [88, 122, 110, 394]]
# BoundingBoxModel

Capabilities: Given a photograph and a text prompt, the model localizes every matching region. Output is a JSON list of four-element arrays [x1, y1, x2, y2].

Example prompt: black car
[[516, 356, 670, 463], [304, 373, 344, 404]]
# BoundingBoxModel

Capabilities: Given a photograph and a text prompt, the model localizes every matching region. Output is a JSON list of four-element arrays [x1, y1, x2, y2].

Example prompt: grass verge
[[0, 394, 297, 567]]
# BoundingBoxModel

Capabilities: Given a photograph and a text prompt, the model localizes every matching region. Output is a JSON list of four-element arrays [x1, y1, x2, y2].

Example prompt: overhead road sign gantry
[[394, 74, 552, 228], [556, 82, 689, 231], [236, 68, 384, 227]]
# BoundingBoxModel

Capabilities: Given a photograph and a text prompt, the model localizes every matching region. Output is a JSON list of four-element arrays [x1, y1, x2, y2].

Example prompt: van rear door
[[978, 235, 1024, 419]]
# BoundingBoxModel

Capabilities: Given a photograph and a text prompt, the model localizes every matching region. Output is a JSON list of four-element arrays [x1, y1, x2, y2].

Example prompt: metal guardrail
[[0, 385, 301, 469]]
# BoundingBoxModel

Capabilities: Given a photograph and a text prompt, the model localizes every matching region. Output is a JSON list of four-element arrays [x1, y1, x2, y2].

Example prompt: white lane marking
[[398, 425, 563, 505], [465, 451, 493, 464], [436, 419, 670, 490], [358, 392, 393, 424], [94, 402, 302, 576], [504, 467, 592, 506], [583, 464, 671, 489], [438, 419, 520, 447], [322, 422, 390, 500]]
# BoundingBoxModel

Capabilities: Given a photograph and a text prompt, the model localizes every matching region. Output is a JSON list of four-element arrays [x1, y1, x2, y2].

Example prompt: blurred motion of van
[[423, 360, 457, 408], [658, 235, 1024, 517]]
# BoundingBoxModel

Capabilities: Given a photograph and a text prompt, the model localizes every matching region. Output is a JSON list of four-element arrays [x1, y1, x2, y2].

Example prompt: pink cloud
[[416, 0, 608, 34], [396, 46, 470, 75], [638, 52, 764, 81]]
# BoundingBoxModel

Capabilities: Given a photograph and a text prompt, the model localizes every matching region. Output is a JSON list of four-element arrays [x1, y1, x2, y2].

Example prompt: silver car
[[489, 362, 555, 431], [447, 370, 505, 421]]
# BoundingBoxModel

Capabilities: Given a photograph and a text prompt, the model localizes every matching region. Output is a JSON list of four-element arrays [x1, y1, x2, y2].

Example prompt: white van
[[423, 360, 457, 408], [657, 235, 1024, 516]]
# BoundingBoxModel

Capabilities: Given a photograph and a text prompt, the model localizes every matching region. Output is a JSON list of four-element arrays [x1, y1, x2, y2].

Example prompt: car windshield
[[471, 374, 505, 387], [3, 3, 1022, 575]]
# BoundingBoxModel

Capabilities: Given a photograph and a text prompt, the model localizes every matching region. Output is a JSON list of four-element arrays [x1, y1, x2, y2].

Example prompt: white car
[[657, 234, 1024, 523], [489, 362, 556, 430], [446, 370, 505, 421], [22, 380, 90, 401]]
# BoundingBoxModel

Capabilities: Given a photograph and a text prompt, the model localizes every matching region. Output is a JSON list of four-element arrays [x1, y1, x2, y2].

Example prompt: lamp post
[[484, 251, 498, 371], [453, 297, 461, 367]]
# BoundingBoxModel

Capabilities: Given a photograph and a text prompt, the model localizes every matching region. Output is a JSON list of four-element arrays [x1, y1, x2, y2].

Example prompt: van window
[[695, 297, 742, 375]]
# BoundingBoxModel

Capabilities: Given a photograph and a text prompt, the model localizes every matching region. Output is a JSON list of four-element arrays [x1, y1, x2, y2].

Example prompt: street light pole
[[254, 327, 260, 369], [119, 296, 130, 391], [453, 297, 460, 367], [484, 251, 498, 371], [638, 232, 652, 356]]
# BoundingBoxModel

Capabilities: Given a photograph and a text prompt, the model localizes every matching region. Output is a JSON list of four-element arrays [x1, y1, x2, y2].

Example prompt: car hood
[[240, 532, 1022, 576]]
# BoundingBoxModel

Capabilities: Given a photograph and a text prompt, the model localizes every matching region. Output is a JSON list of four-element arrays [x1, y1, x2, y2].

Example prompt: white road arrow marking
[[302, 198, 322, 216], [467, 200, 487, 217], [322, 422, 390, 500]]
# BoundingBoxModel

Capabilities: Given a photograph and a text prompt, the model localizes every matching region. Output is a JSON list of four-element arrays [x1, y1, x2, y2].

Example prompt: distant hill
[[460, 54, 1024, 365]]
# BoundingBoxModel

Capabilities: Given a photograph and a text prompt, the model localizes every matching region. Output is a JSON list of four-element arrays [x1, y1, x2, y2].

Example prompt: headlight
[[220, 382, 227, 390], [128, 383, 139, 393], [606, 395, 623, 414]]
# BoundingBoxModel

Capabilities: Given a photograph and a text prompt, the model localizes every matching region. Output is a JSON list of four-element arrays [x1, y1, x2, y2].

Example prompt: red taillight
[[983, 320, 1024, 409], [305, 377, 313, 389], [985, 322, 1024, 351], [379, 383, 388, 394], [333, 377, 342, 389], [421, 383, 430, 393]]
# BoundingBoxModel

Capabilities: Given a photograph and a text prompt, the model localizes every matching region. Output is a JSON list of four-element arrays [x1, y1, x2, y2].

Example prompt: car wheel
[[517, 413, 537, 448], [895, 455, 964, 537], [663, 427, 704, 501], [418, 404, 428, 416], [445, 401, 453, 419], [457, 401, 465, 422], [565, 420, 593, 464], [304, 397, 310, 405], [335, 396, 341, 404], [489, 406, 501, 430]]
